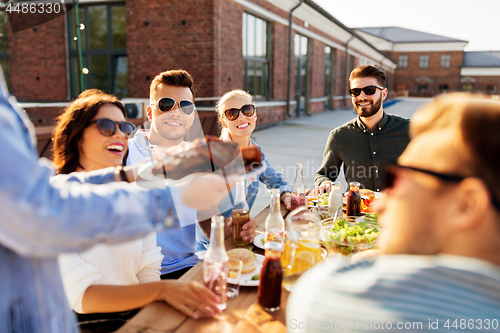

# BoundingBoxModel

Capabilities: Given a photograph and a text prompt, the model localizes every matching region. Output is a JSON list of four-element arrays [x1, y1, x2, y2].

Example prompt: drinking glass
[[227, 260, 243, 299]]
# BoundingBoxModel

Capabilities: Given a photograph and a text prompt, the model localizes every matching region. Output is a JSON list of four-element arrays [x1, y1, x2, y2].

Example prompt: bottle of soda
[[346, 182, 361, 217], [265, 188, 285, 245], [202, 215, 229, 311], [328, 182, 343, 218], [232, 178, 250, 246], [257, 241, 283, 312], [290, 163, 306, 211]]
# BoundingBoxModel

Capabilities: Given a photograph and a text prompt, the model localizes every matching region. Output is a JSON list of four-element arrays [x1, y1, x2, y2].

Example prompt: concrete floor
[[248, 97, 432, 216]]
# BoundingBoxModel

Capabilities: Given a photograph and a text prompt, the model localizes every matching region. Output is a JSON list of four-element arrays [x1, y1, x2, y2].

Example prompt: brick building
[[2, 0, 396, 157], [356, 26, 500, 97]]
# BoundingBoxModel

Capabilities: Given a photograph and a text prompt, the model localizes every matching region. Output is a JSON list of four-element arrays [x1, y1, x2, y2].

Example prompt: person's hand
[[311, 182, 332, 196], [158, 280, 221, 319], [280, 192, 291, 210], [227, 216, 256, 243], [177, 174, 240, 210]]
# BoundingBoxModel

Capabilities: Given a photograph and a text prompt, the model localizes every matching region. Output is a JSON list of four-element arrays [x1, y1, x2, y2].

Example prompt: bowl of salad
[[320, 214, 380, 256]]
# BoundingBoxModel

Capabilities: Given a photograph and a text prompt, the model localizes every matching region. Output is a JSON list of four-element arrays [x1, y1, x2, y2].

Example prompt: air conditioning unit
[[120, 98, 146, 119]]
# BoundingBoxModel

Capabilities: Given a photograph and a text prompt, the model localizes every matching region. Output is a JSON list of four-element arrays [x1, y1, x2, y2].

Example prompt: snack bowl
[[320, 217, 380, 256]]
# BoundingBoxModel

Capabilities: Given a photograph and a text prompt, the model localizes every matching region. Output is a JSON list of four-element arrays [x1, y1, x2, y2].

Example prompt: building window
[[242, 12, 269, 99], [438, 84, 449, 93], [419, 55, 429, 69], [441, 55, 451, 69], [486, 85, 498, 94], [67, 3, 127, 98], [398, 55, 408, 69], [462, 83, 473, 92], [324, 46, 334, 96], [0, 12, 10, 91], [418, 84, 428, 93]]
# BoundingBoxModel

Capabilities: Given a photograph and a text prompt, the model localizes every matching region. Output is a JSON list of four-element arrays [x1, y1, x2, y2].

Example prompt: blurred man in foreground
[[288, 93, 500, 332]]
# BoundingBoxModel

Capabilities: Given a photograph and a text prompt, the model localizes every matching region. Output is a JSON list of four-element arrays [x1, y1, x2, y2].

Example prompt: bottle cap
[[349, 182, 360, 186]]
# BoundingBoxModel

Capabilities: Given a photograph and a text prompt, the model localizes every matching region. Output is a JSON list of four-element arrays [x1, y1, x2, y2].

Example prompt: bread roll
[[227, 248, 256, 273]]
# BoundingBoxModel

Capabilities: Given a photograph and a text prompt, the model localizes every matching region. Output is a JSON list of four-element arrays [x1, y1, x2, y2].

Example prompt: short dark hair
[[150, 69, 195, 103], [52, 91, 126, 174], [411, 93, 500, 210], [349, 65, 387, 88]]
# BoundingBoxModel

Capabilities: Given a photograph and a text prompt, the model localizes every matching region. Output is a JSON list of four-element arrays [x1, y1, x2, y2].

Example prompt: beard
[[353, 95, 382, 118]]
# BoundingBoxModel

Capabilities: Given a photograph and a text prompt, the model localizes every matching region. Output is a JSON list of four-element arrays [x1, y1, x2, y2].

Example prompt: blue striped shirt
[[287, 255, 500, 332]]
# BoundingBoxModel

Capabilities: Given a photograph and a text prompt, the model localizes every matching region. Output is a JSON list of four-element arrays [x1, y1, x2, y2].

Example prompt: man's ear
[[146, 105, 153, 121], [382, 88, 388, 101]]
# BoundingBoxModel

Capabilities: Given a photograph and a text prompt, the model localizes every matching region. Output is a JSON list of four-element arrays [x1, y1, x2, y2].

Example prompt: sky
[[312, 0, 500, 51]]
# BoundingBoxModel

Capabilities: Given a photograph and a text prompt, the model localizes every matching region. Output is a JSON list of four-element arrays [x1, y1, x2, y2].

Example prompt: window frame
[[398, 55, 408, 69], [440, 54, 451, 69], [67, 2, 127, 98], [419, 55, 429, 69], [242, 12, 270, 100]]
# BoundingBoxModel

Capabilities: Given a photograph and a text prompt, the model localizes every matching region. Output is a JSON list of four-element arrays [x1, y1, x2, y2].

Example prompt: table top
[[115, 204, 289, 333]]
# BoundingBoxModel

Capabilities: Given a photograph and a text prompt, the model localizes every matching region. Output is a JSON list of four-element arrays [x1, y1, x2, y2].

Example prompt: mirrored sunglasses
[[224, 104, 256, 121], [89, 118, 136, 137], [349, 85, 384, 97], [157, 97, 196, 115]]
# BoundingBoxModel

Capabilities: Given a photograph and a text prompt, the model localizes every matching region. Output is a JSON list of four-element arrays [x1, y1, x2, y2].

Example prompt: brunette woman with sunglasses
[[217, 90, 291, 214], [52, 91, 222, 327]]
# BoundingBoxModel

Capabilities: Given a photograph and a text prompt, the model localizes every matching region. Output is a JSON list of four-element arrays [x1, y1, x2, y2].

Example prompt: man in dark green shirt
[[314, 65, 410, 193]]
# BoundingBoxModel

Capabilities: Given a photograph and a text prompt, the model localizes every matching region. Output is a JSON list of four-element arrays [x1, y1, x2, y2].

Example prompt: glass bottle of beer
[[290, 163, 306, 211], [265, 188, 285, 245], [232, 178, 250, 246], [257, 241, 283, 312], [346, 182, 361, 217], [202, 215, 229, 311]]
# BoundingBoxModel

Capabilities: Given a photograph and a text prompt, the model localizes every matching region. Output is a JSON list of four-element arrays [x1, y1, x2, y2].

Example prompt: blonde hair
[[216, 89, 253, 139]]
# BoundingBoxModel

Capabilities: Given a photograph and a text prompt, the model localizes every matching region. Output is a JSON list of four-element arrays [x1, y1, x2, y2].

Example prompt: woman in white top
[[54, 90, 220, 320]]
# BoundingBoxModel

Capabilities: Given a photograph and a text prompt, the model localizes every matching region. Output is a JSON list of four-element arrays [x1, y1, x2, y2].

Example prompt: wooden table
[[115, 205, 289, 333]]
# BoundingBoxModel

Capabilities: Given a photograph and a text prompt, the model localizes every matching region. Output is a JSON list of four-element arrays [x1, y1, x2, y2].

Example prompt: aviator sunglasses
[[89, 118, 136, 137], [224, 104, 256, 121], [157, 97, 196, 115], [349, 85, 384, 97], [385, 164, 500, 210]]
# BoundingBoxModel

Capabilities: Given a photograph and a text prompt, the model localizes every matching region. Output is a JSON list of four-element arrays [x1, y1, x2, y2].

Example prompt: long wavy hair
[[52, 91, 126, 174]]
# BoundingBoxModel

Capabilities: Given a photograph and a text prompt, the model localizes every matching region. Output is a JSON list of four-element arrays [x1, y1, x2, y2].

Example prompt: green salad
[[324, 217, 380, 255], [318, 193, 329, 205]]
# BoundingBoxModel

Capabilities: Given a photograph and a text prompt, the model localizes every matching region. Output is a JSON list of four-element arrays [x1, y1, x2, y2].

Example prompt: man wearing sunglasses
[[127, 70, 256, 280], [313, 65, 410, 194], [288, 94, 500, 332]]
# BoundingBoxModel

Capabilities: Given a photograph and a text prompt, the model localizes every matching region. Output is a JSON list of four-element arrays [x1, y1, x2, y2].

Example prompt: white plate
[[137, 159, 267, 185], [227, 253, 264, 287], [253, 233, 266, 250]]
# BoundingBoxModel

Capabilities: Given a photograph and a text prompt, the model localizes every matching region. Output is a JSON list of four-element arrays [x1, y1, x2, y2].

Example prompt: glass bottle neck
[[269, 192, 280, 215], [206, 219, 228, 262], [234, 181, 246, 204]]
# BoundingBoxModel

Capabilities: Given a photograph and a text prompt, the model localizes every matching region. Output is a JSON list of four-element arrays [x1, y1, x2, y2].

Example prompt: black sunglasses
[[157, 97, 196, 115], [224, 104, 256, 121], [385, 164, 500, 210], [89, 118, 136, 137], [349, 85, 384, 97]]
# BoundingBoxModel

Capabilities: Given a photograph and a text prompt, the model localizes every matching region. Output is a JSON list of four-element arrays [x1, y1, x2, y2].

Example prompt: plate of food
[[320, 215, 380, 256], [253, 233, 266, 250], [137, 135, 266, 184], [227, 249, 263, 287]]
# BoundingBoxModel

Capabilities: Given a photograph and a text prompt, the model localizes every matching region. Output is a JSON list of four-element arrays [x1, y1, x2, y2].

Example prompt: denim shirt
[[196, 140, 291, 250], [0, 82, 178, 332]]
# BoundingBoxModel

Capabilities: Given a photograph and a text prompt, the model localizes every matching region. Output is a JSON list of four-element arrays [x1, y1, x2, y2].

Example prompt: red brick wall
[[461, 76, 500, 94], [390, 50, 463, 95], [270, 22, 289, 101], [126, 0, 217, 98], [8, 15, 67, 101]]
